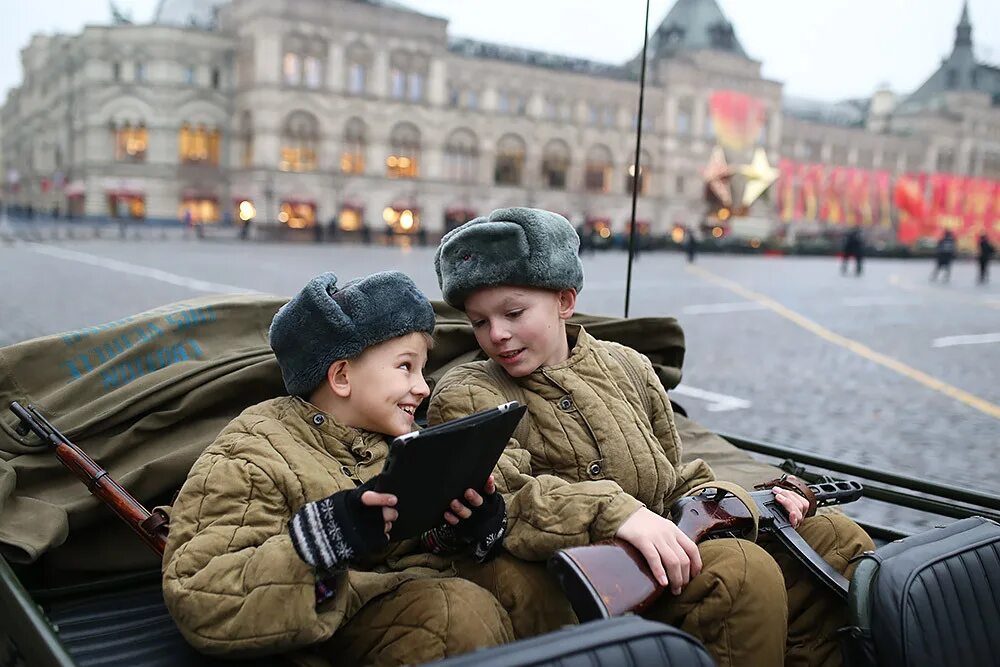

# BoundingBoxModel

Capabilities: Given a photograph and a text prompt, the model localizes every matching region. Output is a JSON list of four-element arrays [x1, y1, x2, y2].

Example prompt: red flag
[[894, 174, 927, 244]]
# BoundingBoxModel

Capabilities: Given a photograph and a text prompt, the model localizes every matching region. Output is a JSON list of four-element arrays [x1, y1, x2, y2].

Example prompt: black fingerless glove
[[289, 485, 387, 571], [421, 493, 508, 563]]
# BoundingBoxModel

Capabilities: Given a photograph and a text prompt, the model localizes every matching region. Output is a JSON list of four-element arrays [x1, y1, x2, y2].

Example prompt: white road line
[[25, 243, 256, 294], [681, 302, 768, 315], [842, 296, 916, 307], [671, 384, 752, 412], [932, 333, 1000, 348]]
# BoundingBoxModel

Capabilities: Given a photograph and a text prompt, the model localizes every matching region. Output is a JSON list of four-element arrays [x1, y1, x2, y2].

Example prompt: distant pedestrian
[[930, 230, 957, 283], [576, 223, 596, 256], [683, 226, 697, 263], [841, 226, 864, 276], [977, 232, 995, 285]]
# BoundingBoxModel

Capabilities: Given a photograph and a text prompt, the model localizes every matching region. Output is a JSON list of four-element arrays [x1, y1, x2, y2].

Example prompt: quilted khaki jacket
[[427, 325, 715, 561], [162, 396, 452, 657]]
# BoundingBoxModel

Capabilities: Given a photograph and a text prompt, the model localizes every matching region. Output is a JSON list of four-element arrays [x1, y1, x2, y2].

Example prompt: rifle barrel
[[8, 401, 167, 556]]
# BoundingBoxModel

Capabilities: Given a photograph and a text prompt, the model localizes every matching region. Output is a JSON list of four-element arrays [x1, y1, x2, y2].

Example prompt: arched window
[[676, 98, 693, 136], [494, 134, 526, 186], [179, 123, 221, 165], [346, 43, 371, 95], [625, 150, 652, 195], [280, 111, 319, 172], [387, 122, 419, 178], [444, 128, 479, 183], [113, 121, 148, 162], [389, 51, 427, 102], [303, 38, 325, 89], [542, 139, 570, 190], [283, 34, 306, 85], [341, 118, 366, 174], [389, 52, 407, 99], [584, 144, 613, 193], [239, 110, 253, 168]]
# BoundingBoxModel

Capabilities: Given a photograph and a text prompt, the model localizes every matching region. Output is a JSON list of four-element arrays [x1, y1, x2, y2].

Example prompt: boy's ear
[[557, 288, 577, 320], [326, 359, 352, 398]]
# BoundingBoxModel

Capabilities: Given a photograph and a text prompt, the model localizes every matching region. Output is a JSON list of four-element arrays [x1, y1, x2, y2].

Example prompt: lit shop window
[[338, 206, 363, 231], [179, 124, 221, 165], [386, 122, 420, 178], [179, 198, 219, 223], [107, 194, 145, 219], [383, 207, 419, 234], [114, 123, 148, 162], [279, 201, 316, 229], [280, 111, 319, 172], [341, 118, 366, 174]]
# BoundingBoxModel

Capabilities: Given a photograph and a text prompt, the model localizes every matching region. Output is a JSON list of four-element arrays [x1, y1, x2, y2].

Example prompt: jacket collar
[[285, 396, 388, 464], [534, 323, 593, 372], [513, 324, 597, 395]]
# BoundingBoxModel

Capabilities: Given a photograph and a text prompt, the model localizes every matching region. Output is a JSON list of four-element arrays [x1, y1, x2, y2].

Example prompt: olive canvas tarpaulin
[[0, 295, 288, 567], [0, 294, 778, 573]]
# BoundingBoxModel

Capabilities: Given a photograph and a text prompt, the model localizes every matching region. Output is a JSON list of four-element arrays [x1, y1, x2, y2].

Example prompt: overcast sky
[[1, 0, 998, 102]]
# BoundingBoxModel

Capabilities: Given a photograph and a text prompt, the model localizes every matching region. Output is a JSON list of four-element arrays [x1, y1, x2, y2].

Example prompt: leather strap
[[683, 480, 760, 543], [755, 474, 818, 517]]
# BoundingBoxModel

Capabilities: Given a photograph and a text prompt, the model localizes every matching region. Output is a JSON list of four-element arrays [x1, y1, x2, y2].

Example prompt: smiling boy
[[428, 208, 875, 667], [162, 271, 514, 666]]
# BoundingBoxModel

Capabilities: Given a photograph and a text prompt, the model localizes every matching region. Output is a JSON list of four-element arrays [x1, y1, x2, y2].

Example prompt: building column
[[327, 42, 344, 91], [370, 50, 388, 99], [428, 58, 447, 107]]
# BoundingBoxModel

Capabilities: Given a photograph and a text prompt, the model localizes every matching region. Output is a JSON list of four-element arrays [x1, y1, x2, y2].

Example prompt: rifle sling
[[683, 481, 760, 543]]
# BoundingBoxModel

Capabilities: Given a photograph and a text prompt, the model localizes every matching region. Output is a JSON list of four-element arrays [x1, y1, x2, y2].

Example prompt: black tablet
[[374, 401, 527, 541]]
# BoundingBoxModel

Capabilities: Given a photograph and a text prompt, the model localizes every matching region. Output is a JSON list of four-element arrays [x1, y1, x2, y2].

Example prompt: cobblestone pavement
[[2, 235, 998, 531]]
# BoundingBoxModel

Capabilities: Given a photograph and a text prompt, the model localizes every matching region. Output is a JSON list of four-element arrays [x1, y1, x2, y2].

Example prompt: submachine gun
[[549, 476, 863, 622], [9, 401, 170, 556]]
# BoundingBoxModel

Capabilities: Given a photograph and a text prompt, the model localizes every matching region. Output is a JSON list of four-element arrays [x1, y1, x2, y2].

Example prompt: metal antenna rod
[[624, 0, 651, 318]]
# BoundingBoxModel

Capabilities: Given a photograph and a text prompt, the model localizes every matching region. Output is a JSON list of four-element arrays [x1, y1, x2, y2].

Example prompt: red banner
[[773, 159, 1000, 245], [708, 91, 766, 152]]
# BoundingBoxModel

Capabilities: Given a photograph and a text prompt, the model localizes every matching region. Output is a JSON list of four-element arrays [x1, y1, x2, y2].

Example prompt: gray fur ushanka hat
[[269, 271, 435, 396], [435, 207, 584, 309]]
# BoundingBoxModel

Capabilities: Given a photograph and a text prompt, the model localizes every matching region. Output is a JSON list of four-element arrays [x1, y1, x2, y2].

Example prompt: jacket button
[[341, 465, 354, 477], [558, 396, 574, 411], [587, 461, 603, 477], [312, 414, 325, 426]]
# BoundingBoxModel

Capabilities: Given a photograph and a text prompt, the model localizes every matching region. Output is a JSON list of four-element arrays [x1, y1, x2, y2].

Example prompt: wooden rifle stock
[[9, 401, 169, 556], [549, 479, 863, 621]]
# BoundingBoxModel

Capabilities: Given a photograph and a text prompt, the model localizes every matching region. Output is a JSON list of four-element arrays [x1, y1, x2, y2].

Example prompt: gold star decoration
[[739, 147, 779, 208], [703, 146, 733, 207]]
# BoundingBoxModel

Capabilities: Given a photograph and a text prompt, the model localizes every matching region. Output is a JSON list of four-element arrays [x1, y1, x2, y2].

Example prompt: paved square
[[3, 236, 998, 530]]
